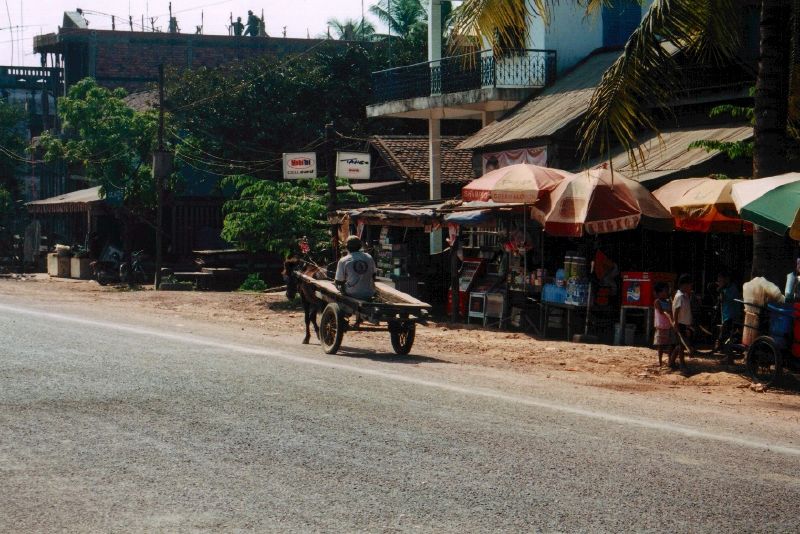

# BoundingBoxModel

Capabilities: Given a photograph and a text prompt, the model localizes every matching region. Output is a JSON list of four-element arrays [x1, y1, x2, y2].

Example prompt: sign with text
[[336, 151, 371, 180], [283, 152, 317, 180]]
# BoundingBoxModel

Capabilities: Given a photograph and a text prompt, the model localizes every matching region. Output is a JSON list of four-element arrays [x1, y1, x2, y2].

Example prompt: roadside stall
[[452, 163, 570, 327], [338, 201, 455, 306], [530, 169, 674, 343], [653, 177, 756, 350]]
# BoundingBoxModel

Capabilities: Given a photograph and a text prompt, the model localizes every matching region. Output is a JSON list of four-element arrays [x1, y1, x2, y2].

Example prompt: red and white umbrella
[[531, 169, 674, 237], [462, 164, 571, 203]]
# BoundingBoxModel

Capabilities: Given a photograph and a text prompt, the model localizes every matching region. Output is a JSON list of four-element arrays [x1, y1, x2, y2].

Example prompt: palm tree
[[369, 0, 427, 39], [327, 17, 377, 41], [451, 0, 799, 285]]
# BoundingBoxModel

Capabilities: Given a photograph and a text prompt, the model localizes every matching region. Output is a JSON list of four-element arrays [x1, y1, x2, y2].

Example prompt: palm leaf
[[578, 0, 741, 168], [449, 0, 610, 54]]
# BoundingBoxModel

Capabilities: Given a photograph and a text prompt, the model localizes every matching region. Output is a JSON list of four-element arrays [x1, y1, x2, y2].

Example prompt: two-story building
[[367, 1, 759, 204]]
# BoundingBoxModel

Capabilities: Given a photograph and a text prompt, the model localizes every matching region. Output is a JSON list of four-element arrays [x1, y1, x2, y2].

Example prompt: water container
[[768, 302, 795, 340]]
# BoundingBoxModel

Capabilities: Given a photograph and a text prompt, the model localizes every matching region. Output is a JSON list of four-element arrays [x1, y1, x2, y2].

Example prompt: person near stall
[[784, 257, 800, 302], [653, 282, 675, 367], [715, 269, 742, 362], [335, 236, 376, 300], [670, 274, 694, 370]]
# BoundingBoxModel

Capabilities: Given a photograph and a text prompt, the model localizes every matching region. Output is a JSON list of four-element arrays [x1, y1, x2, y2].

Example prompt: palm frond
[[449, 0, 612, 54], [578, 0, 741, 168]]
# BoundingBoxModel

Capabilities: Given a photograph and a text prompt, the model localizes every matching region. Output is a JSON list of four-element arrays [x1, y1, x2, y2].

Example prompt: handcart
[[296, 272, 431, 355]]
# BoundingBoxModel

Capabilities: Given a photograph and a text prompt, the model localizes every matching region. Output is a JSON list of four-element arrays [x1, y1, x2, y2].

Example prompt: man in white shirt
[[670, 274, 694, 370], [335, 236, 376, 300]]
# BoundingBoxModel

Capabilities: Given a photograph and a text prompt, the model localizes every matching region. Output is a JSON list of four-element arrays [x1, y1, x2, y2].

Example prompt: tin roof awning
[[599, 124, 753, 185], [26, 186, 105, 214]]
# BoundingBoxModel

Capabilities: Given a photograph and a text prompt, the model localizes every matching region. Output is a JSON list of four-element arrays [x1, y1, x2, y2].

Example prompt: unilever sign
[[282, 152, 317, 180]]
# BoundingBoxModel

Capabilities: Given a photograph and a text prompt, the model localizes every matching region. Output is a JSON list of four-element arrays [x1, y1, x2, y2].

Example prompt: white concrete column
[[429, 117, 442, 201], [428, 0, 442, 62], [429, 116, 442, 254], [429, 1, 443, 255], [481, 111, 496, 127]]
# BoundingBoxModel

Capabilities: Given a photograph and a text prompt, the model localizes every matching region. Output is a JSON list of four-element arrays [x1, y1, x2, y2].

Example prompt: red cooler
[[621, 272, 675, 308]]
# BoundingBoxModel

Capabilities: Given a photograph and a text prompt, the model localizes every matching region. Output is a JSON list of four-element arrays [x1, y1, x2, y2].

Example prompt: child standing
[[653, 281, 674, 366], [670, 274, 694, 370]]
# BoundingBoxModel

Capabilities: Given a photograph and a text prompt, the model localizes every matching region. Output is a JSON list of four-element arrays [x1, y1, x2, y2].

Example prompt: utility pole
[[325, 123, 339, 273], [153, 64, 171, 290]]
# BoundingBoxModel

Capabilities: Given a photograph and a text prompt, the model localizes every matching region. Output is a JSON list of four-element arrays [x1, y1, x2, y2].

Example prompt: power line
[[4, 0, 13, 65], [154, 0, 233, 17]]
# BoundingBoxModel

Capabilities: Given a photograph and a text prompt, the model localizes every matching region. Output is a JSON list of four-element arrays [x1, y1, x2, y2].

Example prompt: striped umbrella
[[531, 170, 673, 237], [731, 173, 800, 239], [462, 164, 571, 203], [653, 177, 753, 233]]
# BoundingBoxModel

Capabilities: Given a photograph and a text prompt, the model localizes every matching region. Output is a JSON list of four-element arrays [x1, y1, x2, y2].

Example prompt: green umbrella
[[731, 173, 800, 239]]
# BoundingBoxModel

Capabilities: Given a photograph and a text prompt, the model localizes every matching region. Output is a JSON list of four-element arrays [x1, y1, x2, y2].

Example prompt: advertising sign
[[336, 151, 371, 180], [283, 152, 317, 180]]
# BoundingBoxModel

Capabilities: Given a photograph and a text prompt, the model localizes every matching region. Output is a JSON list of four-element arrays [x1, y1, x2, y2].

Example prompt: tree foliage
[[167, 43, 412, 180], [327, 17, 377, 40], [0, 99, 26, 201], [221, 176, 365, 255], [370, 0, 427, 39], [38, 78, 165, 211]]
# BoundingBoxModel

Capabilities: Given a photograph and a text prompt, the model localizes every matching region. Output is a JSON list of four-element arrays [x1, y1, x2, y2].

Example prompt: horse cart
[[296, 272, 431, 355]]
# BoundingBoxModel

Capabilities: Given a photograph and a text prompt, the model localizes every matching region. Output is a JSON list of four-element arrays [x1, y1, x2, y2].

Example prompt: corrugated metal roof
[[26, 186, 104, 214], [603, 124, 753, 184], [458, 51, 621, 150], [371, 135, 475, 185]]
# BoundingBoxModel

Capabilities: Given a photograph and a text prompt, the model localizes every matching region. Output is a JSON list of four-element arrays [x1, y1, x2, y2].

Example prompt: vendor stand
[[337, 201, 456, 307]]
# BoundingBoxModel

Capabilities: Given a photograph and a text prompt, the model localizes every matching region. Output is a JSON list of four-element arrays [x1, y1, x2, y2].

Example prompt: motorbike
[[91, 246, 149, 285]]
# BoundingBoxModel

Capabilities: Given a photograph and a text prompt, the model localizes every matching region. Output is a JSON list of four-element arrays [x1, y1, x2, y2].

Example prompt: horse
[[283, 257, 327, 344]]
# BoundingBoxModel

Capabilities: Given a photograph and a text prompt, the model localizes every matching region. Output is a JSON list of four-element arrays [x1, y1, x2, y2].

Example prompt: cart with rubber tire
[[296, 272, 431, 356], [744, 301, 800, 387]]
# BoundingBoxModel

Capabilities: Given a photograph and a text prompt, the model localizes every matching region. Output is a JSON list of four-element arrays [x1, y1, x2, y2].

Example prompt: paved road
[[2, 299, 800, 532]]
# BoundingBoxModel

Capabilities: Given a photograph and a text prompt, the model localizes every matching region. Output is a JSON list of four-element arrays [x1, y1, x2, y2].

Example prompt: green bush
[[239, 273, 268, 292]]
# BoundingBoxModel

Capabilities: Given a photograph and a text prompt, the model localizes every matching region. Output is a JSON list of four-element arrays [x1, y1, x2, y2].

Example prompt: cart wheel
[[746, 336, 783, 387], [319, 303, 345, 355], [389, 321, 416, 356]]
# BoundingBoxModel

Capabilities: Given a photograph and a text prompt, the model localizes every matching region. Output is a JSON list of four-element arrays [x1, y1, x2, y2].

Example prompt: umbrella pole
[[583, 237, 597, 338], [523, 203, 527, 296]]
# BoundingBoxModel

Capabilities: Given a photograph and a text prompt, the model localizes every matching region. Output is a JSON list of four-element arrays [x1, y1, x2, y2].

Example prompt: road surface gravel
[[1, 282, 800, 532]]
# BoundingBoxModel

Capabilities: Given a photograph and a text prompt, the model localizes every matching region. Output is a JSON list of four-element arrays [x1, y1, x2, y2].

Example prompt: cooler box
[[447, 289, 469, 318], [621, 272, 675, 308]]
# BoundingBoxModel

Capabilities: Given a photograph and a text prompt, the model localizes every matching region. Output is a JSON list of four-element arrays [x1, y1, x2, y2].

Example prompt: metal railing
[[0, 66, 64, 91], [371, 49, 557, 104]]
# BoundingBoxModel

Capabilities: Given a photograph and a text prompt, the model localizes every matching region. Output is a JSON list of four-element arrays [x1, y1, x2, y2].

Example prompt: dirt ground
[[3, 275, 800, 412]]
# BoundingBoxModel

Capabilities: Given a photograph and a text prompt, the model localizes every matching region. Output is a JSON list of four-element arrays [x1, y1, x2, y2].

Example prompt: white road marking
[[2, 301, 799, 457]]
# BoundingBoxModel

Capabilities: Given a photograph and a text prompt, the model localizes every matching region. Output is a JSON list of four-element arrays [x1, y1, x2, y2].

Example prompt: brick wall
[[49, 30, 353, 92]]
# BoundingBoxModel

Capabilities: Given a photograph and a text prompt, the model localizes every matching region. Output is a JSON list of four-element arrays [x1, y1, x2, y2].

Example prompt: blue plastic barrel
[[768, 302, 795, 339]]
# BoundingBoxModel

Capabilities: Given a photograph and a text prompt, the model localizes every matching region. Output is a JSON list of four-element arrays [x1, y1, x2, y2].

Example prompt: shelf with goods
[[375, 226, 408, 279]]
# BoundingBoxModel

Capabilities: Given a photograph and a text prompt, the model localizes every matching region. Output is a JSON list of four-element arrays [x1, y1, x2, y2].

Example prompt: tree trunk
[[751, 0, 795, 286]]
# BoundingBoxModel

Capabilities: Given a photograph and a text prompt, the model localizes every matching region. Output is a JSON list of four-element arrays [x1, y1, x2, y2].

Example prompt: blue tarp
[[443, 210, 495, 225]]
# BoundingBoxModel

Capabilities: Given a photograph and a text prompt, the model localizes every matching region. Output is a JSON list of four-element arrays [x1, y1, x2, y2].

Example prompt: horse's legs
[[302, 296, 312, 344], [310, 302, 320, 339]]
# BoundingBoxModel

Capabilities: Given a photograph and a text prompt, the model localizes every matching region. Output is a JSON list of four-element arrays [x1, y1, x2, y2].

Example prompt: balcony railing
[[0, 66, 64, 91], [371, 49, 557, 104]]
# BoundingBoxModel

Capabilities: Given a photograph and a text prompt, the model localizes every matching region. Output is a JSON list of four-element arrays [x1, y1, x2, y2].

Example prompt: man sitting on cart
[[335, 236, 376, 300]]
